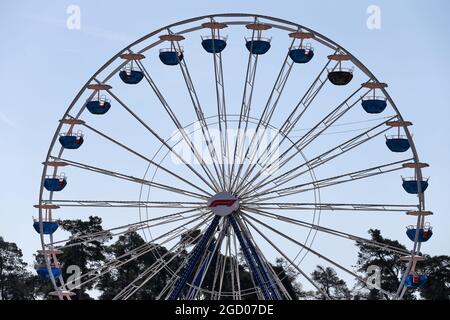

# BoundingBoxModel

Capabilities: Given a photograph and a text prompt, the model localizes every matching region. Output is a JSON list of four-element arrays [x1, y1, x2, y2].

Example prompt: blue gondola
[[33, 220, 59, 235], [44, 176, 67, 192], [159, 49, 184, 65], [289, 46, 314, 64], [402, 178, 429, 194], [328, 70, 353, 86], [362, 98, 387, 114], [86, 99, 111, 115], [201, 37, 227, 53], [404, 274, 427, 289], [59, 133, 84, 149], [385, 136, 410, 153], [245, 38, 271, 55], [406, 226, 433, 242], [119, 69, 144, 84], [35, 264, 62, 280]]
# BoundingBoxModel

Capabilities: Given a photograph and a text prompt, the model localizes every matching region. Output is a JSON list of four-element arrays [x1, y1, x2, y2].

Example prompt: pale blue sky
[[0, 0, 449, 289]]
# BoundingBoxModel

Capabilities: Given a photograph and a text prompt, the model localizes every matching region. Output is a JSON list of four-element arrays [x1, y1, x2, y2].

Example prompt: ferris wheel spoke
[[207, 22, 230, 191], [211, 221, 236, 300], [245, 158, 412, 202], [239, 213, 331, 299], [243, 202, 419, 213], [159, 218, 225, 300], [39, 15, 428, 301], [205, 247, 220, 299], [209, 229, 230, 300], [234, 57, 339, 194], [184, 226, 219, 300], [77, 118, 212, 197], [216, 243, 229, 299], [101, 84, 219, 193], [229, 214, 283, 300], [168, 34, 225, 190], [64, 213, 213, 293], [242, 207, 410, 256], [49, 208, 207, 250], [156, 266, 186, 300], [240, 85, 370, 194], [115, 252, 179, 300], [241, 212, 395, 299], [241, 115, 397, 198], [115, 225, 206, 300], [155, 215, 222, 300], [133, 61, 222, 192], [277, 88, 369, 167], [187, 218, 229, 299], [239, 215, 292, 299], [228, 22, 260, 191], [276, 59, 337, 138], [230, 38, 296, 192], [219, 226, 243, 300], [43, 199, 205, 209], [224, 227, 237, 300], [223, 228, 234, 299], [226, 227, 263, 299], [50, 156, 208, 200], [167, 215, 222, 300], [73, 221, 208, 295]]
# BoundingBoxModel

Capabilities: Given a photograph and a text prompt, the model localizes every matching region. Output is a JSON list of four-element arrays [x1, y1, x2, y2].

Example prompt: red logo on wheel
[[208, 199, 237, 208]]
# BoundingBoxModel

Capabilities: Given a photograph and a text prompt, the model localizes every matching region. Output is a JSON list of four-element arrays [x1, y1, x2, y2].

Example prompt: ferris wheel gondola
[[34, 14, 432, 300]]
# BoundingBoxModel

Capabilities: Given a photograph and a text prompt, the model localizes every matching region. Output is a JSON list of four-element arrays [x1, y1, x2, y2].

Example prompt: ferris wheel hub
[[207, 192, 240, 217]]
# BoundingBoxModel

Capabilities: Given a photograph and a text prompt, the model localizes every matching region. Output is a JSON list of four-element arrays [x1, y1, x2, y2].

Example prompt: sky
[[0, 0, 449, 293]]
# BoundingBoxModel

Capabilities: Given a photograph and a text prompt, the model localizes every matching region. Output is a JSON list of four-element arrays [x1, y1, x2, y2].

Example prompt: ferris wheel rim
[[36, 13, 427, 300], [136, 114, 322, 291]]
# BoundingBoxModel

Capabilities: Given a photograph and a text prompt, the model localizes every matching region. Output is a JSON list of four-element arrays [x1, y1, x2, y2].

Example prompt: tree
[[418, 255, 450, 300], [97, 231, 178, 300], [311, 265, 352, 300], [56, 216, 110, 299], [354, 229, 414, 300], [271, 258, 306, 299], [197, 251, 305, 300], [197, 253, 259, 300], [0, 236, 40, 300]]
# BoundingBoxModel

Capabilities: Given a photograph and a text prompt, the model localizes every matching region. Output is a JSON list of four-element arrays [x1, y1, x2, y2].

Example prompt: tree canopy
[[1, 220, 448, 300]]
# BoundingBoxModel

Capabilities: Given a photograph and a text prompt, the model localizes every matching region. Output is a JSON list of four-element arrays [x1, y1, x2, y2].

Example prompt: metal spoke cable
[[228, 19, 259, 190], [239, 214, 331, 299], [234, 58, 338, 194], [114, 226, 205, 300], [102, 83, 219, 192], [61, 213, 213, 291], [47, 208, 206, 249], [50, 156, 208, 200], [230, 37, 296, 191], [242, 212, 396, 298], [245, 158, 412, 202], [77, 119, 212, 197], [243, 207, 410, 255], [241, 115, 396, 198], [241, 86, 369, 191]]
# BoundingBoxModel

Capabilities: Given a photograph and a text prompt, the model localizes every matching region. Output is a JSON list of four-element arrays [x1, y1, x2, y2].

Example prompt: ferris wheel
[[33, 13, 433, 300]]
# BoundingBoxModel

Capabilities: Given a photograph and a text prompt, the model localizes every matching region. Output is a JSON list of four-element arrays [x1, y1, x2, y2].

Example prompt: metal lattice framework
[[34, 13, 431, 300]]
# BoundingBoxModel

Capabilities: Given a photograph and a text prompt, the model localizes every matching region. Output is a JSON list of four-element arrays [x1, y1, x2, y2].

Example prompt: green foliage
[[57, 216, 110, 299], [0, 236, 40, 300], [3, 219, 449, 300], [272, 258, 305, 299], [418, 255, 450, 300], [311, 265, 352, 300], [197, 253, 259, 300], [97, 231, 180, 300], [354, 229, 414, 300]]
